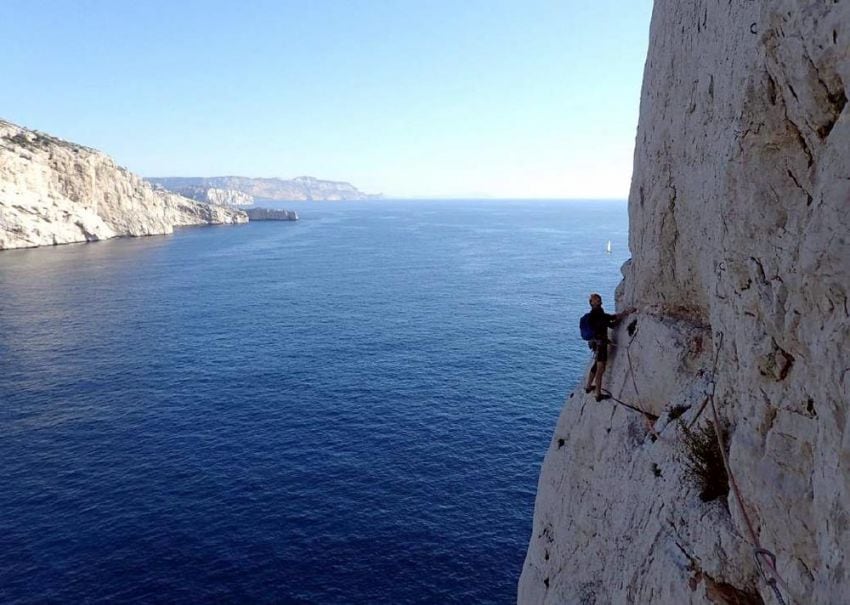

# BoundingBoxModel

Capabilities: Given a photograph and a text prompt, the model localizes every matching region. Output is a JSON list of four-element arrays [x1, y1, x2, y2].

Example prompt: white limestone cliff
[[149, 184, 255, 207], [520, 2, 849, 604], [0, 120, 247, 250]]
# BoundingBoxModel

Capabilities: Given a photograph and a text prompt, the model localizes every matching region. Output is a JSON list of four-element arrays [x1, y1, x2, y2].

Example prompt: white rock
[[520, 2, 850, 603], [0, 119, 247, 250], [150, 184, 255, 207]]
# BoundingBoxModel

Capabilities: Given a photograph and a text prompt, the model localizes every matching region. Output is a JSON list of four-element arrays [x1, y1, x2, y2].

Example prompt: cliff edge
[[0, 120, 247, 250], [520, 2, 849, 604]]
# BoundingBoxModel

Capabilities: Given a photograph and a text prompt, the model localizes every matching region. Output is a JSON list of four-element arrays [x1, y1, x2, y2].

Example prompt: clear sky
[[1, 0, 652, 198]]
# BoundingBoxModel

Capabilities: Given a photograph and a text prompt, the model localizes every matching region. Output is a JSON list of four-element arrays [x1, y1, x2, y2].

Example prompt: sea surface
[[0, 199, 629, 604]]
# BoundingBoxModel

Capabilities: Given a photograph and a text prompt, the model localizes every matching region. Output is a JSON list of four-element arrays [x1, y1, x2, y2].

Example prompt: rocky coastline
[[148, 175, 380, 201], [244, 207, 298, 221], [0, 120, 247, 251], [152, 184, 254, 207]]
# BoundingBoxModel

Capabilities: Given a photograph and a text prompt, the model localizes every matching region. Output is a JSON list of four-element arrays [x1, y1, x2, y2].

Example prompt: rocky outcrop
[[243, 207, 298, 221], [521, 2, 849, 604], [0, 120, 247, 250], [152, 185, 254, 207], [148, 175, 380, 201]]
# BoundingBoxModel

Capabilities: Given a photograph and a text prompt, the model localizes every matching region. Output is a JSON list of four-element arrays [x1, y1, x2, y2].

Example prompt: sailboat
[[606, 240, 612, 254]]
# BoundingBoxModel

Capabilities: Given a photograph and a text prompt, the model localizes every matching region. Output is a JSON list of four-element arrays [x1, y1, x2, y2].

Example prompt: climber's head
[[589, 293, 602, 308]]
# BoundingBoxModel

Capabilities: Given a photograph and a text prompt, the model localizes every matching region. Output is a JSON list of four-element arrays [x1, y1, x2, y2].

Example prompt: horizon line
[[309, 196, 629, 202]]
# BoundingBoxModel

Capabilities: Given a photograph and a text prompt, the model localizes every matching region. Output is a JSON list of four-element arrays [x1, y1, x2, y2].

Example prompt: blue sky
[[1, 0, 652, 198]]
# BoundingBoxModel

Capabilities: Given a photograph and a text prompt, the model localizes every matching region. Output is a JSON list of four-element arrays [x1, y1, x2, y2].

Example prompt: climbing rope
[[600, 388, 658, 420], [585, 316, 658, 428], [686, 335, 723, 429], [608, 317, 662, 436], [624, 324, 641, 401], [686, 394, 711, 430], [706, 332, 793, 605]]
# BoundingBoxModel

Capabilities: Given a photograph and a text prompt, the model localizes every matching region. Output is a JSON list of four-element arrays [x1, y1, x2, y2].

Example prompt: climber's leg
[[594, 340, 610, 401], [585, 364, 597, 392], [594, 360, 606, 398]]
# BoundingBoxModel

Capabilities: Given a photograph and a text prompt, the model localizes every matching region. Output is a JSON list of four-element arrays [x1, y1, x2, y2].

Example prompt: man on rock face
[[584, 293, 624, 401]]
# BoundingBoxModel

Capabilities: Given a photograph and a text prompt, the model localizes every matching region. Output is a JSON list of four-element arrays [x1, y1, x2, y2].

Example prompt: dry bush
[[680, 420, 729, 502]]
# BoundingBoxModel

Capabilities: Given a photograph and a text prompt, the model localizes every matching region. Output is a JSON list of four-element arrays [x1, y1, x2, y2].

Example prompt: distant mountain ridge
[[148, 176, 381, 201]]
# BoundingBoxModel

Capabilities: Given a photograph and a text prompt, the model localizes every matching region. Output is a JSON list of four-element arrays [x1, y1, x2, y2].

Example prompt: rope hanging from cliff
[[600, 388, 658, 420], [625, 325, 641, 401], [686, 331, 725, 430], [706, 332, 793, 605], [597, 324, 660, 435], [585, 323, 659, 435]]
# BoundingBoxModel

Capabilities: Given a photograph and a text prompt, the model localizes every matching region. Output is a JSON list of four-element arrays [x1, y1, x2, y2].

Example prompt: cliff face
[[153, 185, 254, 207], [0, 120, 247, 251], [148, 175, 380, 201], [520, 2, 849, 604]]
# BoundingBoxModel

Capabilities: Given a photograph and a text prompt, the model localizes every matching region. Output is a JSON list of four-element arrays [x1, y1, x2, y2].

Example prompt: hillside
[[0, 120, 246, 250]]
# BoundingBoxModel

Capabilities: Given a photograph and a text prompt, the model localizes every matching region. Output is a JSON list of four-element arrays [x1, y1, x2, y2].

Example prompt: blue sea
[[0, 200, 628, 604]]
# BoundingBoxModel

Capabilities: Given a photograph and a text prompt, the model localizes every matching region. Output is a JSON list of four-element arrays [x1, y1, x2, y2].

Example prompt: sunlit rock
[[520, 2, 850, 603], [0, 119, 247, 250]]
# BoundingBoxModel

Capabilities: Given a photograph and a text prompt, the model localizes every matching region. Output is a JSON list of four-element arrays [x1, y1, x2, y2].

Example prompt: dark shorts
[[589, 339, 609, 363]]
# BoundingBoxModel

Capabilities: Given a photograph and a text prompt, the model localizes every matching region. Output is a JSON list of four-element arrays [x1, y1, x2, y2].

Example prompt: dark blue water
[[0, 200, 628, 604]]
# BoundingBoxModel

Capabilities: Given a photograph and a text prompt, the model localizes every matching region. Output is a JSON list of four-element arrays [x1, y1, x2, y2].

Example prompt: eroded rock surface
[[520, 2, 849, 603], [0, 120, 247, 250]]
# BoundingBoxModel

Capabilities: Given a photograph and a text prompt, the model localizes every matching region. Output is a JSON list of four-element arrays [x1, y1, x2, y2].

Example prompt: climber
[[582, 293, 626, 402]]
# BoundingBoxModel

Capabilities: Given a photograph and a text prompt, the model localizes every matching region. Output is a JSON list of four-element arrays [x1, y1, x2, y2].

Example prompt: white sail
[[606, 240, 612, 253]]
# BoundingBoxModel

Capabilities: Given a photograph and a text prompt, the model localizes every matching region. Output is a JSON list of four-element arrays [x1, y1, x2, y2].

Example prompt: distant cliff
[[152, 185, 254, 207], [148, 175, 381, 201], [0, 120, 247, 250]]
